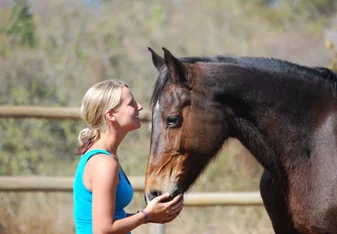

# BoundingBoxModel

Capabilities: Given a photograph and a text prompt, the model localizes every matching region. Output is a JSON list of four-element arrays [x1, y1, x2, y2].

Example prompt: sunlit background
[[1, 0, 337, 233]]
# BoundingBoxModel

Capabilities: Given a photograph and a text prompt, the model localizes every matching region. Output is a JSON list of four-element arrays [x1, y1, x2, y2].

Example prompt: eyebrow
[[127, 98, 135, 105]]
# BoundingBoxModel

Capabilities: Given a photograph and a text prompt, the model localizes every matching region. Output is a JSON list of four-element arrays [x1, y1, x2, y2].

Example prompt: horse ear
[[148, 47, 165, 71], [162, 47, 186, 84]]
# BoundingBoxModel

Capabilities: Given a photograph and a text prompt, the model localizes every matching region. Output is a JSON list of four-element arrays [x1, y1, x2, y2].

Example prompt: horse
[[144, 47, 337, 234]]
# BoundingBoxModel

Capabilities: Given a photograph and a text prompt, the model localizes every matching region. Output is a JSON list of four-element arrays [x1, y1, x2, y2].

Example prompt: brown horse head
[[144, 48, 231, 202]]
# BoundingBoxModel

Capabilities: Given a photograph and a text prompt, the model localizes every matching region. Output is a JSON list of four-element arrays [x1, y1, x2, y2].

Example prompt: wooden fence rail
[[0, 106, 151, 121], [0, 176, 263, 206]]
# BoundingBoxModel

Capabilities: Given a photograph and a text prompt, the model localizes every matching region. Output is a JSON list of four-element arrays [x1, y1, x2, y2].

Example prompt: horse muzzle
[[144, 186, 183, 204]]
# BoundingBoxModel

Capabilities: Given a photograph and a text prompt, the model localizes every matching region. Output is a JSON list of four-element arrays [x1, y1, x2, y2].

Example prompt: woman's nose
[[137, 102, 143, 111]]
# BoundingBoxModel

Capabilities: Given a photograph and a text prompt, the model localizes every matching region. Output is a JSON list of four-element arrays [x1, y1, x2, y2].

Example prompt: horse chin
[[162, 187, 184, 203], [144, 185, 184, 204]]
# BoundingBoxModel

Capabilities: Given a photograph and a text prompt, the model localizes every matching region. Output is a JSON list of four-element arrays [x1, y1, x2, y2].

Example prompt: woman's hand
[[144, 193, 184, 224]]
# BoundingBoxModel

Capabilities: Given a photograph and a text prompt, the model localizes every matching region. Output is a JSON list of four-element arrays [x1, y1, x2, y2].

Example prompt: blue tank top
[[73, 149, 134, 234]]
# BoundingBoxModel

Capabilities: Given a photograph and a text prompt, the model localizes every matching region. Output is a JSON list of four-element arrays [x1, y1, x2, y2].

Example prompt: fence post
[[152, 223, 165, 234]]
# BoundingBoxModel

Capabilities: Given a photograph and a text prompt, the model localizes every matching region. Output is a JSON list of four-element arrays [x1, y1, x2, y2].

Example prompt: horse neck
[[205, 64, 333, 180]]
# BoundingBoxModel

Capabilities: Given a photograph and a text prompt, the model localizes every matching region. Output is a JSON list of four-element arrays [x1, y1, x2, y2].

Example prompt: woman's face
[[113, 86, 143, 132]]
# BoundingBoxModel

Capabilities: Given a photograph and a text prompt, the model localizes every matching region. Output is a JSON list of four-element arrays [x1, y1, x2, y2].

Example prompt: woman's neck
[[89, 127, 127, 156]]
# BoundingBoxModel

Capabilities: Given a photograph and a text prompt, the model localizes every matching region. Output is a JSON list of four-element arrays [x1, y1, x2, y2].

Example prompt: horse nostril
[[146, 190, 162, 202], [161, 189, 180, 203]]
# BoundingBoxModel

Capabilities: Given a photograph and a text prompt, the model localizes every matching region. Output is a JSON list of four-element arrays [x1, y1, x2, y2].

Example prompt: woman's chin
[[130, 122, 141, 131]]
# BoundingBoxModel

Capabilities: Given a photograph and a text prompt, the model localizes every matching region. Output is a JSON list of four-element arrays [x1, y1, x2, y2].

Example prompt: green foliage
[[0, 67, 81, 175], [4, 1, 36, 48], [0, 0, 334, 177], [238, 0, 271, 6], [0, 119, 81, 175], [277, 0, 336, 32], [286, 0, 336, 17], [325, 37, 337, 72], [237, 0, 336, 33]]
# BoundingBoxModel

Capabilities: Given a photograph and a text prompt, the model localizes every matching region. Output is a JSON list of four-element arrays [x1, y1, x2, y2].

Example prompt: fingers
[[169, 198, 183, 212], [170, 207, 182, 217], [156, 204, 183, 224], [172, 201, 184, 212], [167, 193, 183, 206], [163, 196, 183, 223], [161, 207, 181, 224], [153, 193, 170, 202]]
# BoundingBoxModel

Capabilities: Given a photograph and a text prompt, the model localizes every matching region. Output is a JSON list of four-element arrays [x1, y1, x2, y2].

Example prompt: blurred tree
[[325, 36, 337, 72], [0, 60, 81, 175], [5, 0, 36, 48], [238, 0, 272, 6], [0, 0, 335, 176], [287, 0, 336, 16], [82, 0, 102, 7], [280, 0, 336, 31]]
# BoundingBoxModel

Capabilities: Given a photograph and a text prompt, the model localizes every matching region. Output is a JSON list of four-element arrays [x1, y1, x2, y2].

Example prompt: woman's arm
[[90, 154, 147, 234], [89, 154, 184, 234], [126, 213, 136, 217]]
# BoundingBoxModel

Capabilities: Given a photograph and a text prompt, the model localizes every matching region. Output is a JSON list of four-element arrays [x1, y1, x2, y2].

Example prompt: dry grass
[[1, 193, 273, 234], [1, 139, 274, 234], [1, 192, 74, 234]]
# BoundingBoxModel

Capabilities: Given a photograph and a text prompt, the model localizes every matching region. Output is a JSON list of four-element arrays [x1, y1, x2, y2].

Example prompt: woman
[[73, 80, 183, 234]]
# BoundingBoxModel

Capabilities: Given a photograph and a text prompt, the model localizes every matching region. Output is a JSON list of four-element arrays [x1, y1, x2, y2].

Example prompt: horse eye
[[166, 115, 181, 127]]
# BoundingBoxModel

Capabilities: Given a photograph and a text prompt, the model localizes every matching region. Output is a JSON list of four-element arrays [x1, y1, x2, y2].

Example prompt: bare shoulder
[[86, 154, 119, 178]]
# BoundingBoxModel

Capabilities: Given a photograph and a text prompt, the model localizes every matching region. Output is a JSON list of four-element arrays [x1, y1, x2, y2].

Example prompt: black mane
[[150, 55, 337, 112]]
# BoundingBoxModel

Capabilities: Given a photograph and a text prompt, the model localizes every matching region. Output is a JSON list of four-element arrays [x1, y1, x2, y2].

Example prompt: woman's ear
[[105, 110, 117, 121]]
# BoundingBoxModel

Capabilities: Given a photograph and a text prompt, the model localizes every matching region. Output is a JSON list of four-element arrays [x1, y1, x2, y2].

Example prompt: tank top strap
[[81, 149, 114, 162]]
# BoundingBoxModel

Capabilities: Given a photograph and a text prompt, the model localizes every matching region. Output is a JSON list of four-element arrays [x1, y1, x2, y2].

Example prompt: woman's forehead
[[121, 86, 134, 101]]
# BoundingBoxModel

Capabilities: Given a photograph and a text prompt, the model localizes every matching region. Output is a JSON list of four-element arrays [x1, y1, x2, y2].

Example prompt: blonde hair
[[77, 80, 126, 154]]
